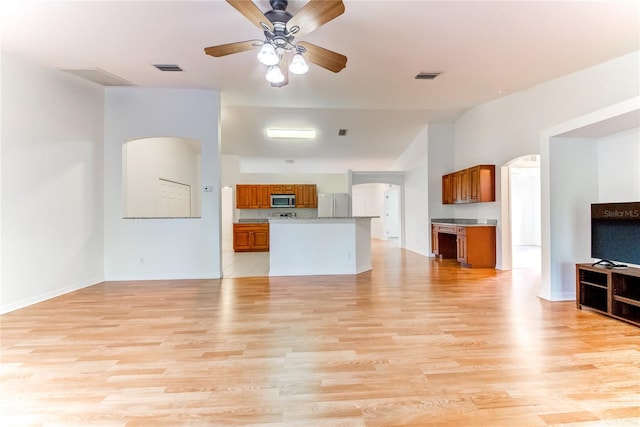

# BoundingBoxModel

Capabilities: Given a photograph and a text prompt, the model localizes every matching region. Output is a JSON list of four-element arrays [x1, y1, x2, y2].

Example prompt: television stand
[[576, 263, 640, 327], [591, 259, 627, 269]]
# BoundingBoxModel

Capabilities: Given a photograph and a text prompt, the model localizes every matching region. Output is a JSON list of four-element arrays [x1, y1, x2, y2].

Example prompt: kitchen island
[[269, 217, 376, 276]]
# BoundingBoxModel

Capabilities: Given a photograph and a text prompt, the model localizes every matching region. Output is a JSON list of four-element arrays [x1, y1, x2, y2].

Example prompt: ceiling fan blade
[[297, 41, 347, 73], [204, 40, 260, 57], [287, 0, 345, 38], [271, 55, 289, 88], [226, 0, 273, 32]]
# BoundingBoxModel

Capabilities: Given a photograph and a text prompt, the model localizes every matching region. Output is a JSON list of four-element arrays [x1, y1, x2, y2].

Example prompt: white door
[[384, 186, 400, 239], [158, 179, 191, 217]]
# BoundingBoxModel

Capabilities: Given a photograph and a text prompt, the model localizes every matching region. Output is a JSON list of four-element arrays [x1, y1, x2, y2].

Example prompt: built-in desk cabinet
[[576, 263, 640, 326], [432, 223, 496, 268]]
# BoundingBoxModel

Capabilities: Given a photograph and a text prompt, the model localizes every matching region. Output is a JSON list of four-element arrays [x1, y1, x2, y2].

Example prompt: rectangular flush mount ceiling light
[[266, 129, 316, 139]]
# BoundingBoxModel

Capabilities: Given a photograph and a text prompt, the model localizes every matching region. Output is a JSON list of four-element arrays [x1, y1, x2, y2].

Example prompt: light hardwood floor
[[1, 241, 639, 426]]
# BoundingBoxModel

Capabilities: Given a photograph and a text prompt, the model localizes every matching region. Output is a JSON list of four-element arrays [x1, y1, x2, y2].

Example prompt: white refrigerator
[[317, 193, 350, 217]]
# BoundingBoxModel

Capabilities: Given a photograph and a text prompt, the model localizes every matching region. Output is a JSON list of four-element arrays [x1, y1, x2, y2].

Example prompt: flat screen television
[[591, 202, 640, 268]]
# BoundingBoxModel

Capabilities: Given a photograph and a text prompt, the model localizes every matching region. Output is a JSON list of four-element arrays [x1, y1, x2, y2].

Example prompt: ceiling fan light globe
[[265, 65, 285, 83], [289, 53, 309, 75], [257, 43, 279, 66]]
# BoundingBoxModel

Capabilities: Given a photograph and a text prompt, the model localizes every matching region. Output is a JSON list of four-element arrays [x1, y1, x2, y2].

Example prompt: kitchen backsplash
[[236, 208, 319, 220]]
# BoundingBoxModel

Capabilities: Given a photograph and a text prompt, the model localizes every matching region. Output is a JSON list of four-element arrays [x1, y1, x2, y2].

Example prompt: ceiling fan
[[204, 0, 347, 87]]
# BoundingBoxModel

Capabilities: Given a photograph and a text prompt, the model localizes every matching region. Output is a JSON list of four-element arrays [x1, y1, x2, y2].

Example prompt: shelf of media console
[[576, 262, 640, 327]]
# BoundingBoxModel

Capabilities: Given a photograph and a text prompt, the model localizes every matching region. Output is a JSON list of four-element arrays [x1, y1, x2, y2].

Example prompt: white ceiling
[[3, 0, 639, 171]]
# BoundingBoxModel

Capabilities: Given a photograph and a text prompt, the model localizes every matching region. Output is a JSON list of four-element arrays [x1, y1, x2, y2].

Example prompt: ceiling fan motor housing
[[264, 0, 294, 45]]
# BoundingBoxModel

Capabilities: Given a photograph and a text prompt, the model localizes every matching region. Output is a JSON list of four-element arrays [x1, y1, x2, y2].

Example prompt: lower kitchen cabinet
[[432, 223, 496, 268], [233, 223, 269, 252]]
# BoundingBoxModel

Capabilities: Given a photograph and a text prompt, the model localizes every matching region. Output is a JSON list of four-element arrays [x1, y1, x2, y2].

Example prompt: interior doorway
[[502, 155, 541, 271], [352, 183, 402, 247]]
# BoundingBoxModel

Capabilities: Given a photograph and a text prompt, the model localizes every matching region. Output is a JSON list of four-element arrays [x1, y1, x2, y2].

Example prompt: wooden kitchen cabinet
[[236, 185, 252, 209], [233, 223, 269, 252], [469, 165, 495, 203], [256, 185, 270, 208], [432, 223, 496, 268], [459, 169, 470, 202], [442, 165, 495, 205], [456, 226, 467, 264], [269, 185, 295, 194], [237, 184, 318, 209], [442, 174, 454, 205], [236, 185, 270, 209], [295, 184, 317, 208], [431, 224, 439, 254], [459, 226, 495, 268]]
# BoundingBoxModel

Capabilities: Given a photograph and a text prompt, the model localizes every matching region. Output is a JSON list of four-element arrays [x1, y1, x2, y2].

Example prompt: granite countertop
[[432, 218, 497, 226], [237, 216, 379, 223], [269, 216, 379, 221]]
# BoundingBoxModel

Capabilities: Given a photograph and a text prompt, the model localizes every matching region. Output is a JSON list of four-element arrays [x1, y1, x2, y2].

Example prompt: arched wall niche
[[122, 136, 202, 218]]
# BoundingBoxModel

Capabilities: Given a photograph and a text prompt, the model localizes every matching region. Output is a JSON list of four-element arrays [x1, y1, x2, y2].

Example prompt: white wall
[[597, 128, 640, 201], [352, 183, 385, 239], [391, 123, 455, 256], [548, 137, 600, 300], [104, 88, 221, 280], [450, 51, 639, 276], [1, 53, 105, 313], [391, 125, 430, 255], [427, 124, 456, 223]]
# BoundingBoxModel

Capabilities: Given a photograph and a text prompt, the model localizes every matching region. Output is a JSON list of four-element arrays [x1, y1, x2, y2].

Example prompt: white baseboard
[[0, 276, 103, 315]]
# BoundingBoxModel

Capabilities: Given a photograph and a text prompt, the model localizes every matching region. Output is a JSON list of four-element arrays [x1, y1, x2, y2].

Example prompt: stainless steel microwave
[[271, 194, 296, 208]]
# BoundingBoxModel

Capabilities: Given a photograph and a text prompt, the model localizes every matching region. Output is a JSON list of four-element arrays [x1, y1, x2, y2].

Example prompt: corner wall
[[1, 53, 105, 313], [393, 124, 456, 256], [104, 88, 221, 280]]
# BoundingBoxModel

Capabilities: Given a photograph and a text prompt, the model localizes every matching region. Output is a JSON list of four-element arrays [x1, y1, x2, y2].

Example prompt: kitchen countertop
[[432, 218, 497, 226], [269, 216, 378, 221], [237, 216, 378, 223]]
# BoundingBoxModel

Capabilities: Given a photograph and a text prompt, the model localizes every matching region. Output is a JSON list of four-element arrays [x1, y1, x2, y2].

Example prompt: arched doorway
[[500, 155, 541, 271], [350, 171, 405, 248]]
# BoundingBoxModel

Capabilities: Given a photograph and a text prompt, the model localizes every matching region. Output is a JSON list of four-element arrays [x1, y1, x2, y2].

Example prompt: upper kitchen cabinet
[[269, 185, 295, 194], [442, 165, 495, 205], [236, 184, 270, 209], [236, 184, 317, 209], [295, 184, 317, 208]]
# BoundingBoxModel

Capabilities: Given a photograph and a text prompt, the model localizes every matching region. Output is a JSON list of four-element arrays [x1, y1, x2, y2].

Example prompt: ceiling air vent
[[153, 64, 183, 72], [338, 129, 348, 136], [415, 72, 442, 80], [61, 68, 134, 86]]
